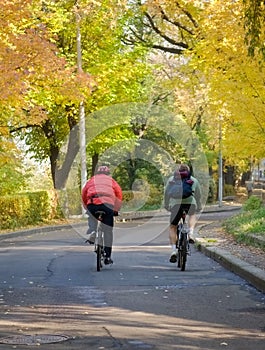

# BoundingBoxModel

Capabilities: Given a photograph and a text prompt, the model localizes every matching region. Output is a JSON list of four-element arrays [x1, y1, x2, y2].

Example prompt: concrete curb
[[196, 243, 265, 293], [0, 224, 80, 242]]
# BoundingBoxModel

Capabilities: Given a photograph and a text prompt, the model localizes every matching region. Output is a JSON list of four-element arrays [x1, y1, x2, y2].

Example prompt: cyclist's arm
[[81, 181, 90, 208], [164, 178, 171, 210], [194, 178, 202, 211], [112, 180, 122, 211]]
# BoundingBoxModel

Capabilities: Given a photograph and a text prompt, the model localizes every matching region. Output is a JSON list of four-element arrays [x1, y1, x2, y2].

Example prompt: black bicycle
[[94, 210, 106, 271], [177, 210, 190, 271]]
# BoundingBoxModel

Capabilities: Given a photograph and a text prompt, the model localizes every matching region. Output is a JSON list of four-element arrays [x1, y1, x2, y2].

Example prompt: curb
[[0, 224, 75, 242], [196, 241, 265, 293]]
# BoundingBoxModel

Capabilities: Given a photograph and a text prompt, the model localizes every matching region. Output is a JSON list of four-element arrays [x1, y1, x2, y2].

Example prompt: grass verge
[[223, 206, 265, 250]]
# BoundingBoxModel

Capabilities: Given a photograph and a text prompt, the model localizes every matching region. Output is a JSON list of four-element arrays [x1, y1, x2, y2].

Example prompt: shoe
[[189, 234, 195, 244], [104, 257, 113, 265], [86, 231, 96, 244], [169, 252, 177, 263]]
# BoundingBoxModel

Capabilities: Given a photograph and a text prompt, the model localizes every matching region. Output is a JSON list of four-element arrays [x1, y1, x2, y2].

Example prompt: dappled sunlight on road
[[0, 302, 264, 349]]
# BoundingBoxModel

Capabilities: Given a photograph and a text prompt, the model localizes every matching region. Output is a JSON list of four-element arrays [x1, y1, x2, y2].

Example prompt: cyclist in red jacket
[[82, 165, 122, 265]]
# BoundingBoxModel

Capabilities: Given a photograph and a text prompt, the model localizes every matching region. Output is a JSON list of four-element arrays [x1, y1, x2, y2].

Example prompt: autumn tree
[[123, 0, 200, 54], [0, 0, 92, 189], [125, 1, 265, 185], [243, 0, 265, 59], [1, 0, 152, 189]]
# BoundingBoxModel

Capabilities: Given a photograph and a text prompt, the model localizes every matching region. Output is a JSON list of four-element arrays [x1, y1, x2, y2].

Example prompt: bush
[[141, 184, 163, 210], [0, 195, 30, 229], [243, 196, 263, 211], [57, 188, 82, 217], [224, 184, 235, 197], [122, 184, 163, 211], [0, 190, 60, 230], [207, 178, 216, 203]]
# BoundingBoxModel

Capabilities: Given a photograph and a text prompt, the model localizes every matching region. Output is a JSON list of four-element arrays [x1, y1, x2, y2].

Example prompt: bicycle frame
[[94, 211, 105, 271], [177, 210, 190, 271]]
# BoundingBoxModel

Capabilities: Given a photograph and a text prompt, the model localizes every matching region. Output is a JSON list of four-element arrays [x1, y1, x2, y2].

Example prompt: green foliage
[[207, 177, 216, 203], [140, 184, 163, 210], [223, 206, 265, 249], [2, 0, 265, 199], [0, 195, 30, 229], [113, 158, 164, 190], [243, 195, 263, 211], [6, 0, 153, 190], [122, 191, 146, 211], [121, 184, 163, 212], [0, 163, 27, 196], [224, 184, 235, 197], [0, 191, 60, 230], [57, 188, 82, 217], [26, 192, 50, 224]]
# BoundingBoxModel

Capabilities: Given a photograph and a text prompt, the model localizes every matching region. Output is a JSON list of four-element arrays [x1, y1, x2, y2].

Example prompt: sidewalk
[[0, 204, 264, 293], [197, 204, 265, 294], [196, 222, 265, 294]]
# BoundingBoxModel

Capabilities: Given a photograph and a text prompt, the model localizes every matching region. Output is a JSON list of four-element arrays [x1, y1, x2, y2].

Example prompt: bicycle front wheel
[[179, 238, 188, 271], [179, 249, 187, 271]]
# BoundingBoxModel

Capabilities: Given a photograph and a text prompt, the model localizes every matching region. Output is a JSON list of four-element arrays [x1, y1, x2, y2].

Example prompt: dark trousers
[[170, 203, 195, 226], [86, 203, 114, 258]]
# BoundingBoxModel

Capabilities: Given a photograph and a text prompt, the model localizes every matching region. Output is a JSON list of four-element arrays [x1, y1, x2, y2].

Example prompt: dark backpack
[[166, 175, 194, 199]]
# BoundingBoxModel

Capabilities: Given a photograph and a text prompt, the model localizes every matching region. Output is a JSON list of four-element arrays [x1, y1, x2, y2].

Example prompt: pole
[[76, 7, 87, 215], [218, 115, 223, 207]]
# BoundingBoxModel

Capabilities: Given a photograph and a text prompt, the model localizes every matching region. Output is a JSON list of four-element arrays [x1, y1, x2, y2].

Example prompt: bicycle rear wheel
[[177, 224, 182, 268], [96, 244, 103, 271], [96, 227, 104, 271], [177, 249, 181, 268]]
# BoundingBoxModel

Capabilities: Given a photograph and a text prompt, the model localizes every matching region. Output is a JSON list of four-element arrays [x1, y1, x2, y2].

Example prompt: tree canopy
[[185, 0, 265, 164], [1, 0, 264, 197], [243, 0, 265, 59]]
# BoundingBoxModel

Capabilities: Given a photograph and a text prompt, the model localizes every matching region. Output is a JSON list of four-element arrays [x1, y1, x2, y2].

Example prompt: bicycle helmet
[[97, 165, 110, 175], [174, 164, 190, 179]]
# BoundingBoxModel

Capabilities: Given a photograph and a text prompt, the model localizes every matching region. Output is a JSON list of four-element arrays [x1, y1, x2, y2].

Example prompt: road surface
[[0, 211, 264, 349]]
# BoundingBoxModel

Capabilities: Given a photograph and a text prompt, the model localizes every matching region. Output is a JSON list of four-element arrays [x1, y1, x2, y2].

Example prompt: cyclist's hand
[[113, 211, 119, 216]]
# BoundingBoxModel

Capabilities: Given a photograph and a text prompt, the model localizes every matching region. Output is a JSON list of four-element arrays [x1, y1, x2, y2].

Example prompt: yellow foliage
[[183, 0, 265, 161]]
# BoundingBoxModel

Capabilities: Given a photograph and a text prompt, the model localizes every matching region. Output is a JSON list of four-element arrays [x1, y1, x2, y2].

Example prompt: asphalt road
[[0, 211, 264, 349]]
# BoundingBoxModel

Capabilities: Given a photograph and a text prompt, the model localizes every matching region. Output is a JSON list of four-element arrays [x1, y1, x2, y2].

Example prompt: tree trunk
[[224, 165, 235, 186], [54, 125, 79, 189], [91, 153, 99, 176]]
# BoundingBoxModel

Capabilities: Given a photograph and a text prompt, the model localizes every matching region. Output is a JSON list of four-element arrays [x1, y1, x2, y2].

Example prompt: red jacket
[[82, 174, 122, 211]]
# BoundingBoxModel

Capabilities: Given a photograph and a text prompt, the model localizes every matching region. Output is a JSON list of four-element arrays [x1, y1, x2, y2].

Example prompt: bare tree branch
[[158, 7, 196, 35], [144, 12, 189, 49], [175, 1, 199, 28]]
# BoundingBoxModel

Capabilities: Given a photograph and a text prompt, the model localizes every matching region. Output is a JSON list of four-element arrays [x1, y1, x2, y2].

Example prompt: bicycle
[[176, 210, 190, 271], [86, 210, 106, 272]]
